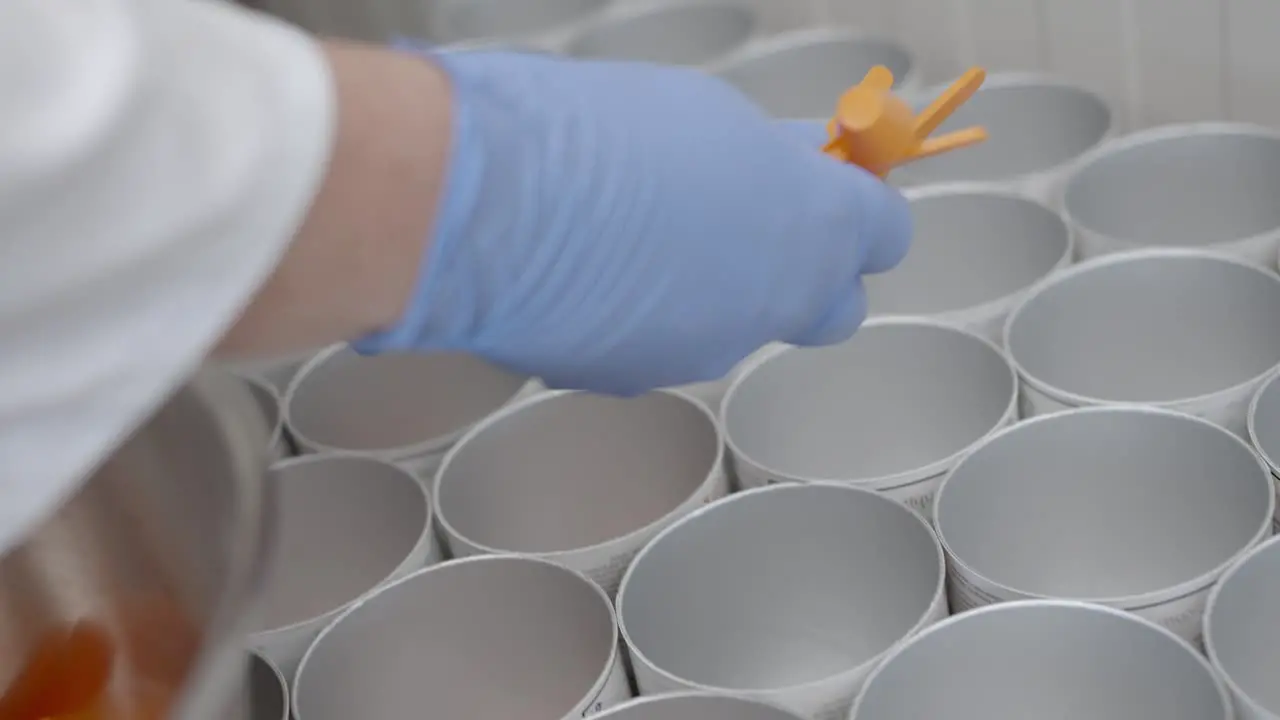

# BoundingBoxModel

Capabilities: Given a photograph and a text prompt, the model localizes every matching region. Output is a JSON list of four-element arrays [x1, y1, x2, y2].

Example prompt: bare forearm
[[214, 40, 450, 359]]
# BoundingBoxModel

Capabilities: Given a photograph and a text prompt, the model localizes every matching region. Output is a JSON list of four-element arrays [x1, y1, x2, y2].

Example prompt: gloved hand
[[354, 47, 912, 395]]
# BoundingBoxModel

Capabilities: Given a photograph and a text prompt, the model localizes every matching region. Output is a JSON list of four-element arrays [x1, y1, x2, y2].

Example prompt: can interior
[[619, 485, 940, 691], [936, 410, 1270, 599], [724, 324, 1013, 482], [1064, 130, 1280, 247], [251, 457, 428, 632], [438, 392, 719, 553], [601, 695, 801, 720], [1007, 255, 1280, 402], [295, 559, 615, 719], [866, 192, 1069, 315], [894, 82, 1111, 184], [717, 36, 914, 119], [1206, 540, 1280, 716], [853, 604, 1226, 719], [249, 654, 287, 720], [567, 5, 755, 66], [286, 348, 528, 452], [441, 0, 607, 40]]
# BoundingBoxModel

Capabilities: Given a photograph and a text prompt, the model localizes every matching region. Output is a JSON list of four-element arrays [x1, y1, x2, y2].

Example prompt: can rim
[[719, 317, 1018, 490], [931, 404, 1276, 608], [247, 454, 435, 637], [281, 343, 533, 462], [897, 72, 1115, 187], [291, 554, 620, 719], [877, 185, 1076, 319], [1062, 121, 1280, 250], [615, 481, 947, 700], [1003, 247, 1280, 409], [1203, 534, 1280, 719], [849, 598, 1232, 719], [432, 388, 726, 561]]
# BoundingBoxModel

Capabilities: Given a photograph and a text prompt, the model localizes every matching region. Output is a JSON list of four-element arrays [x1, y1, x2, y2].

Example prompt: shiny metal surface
[[617, 483, 945, 717], [565, 1, 755, 66], [0, 371, 273, 719], [867, 187, 1071, 342], [711, 27, 918, 119], [893, 74, 1112, 190], [1063, 123, 1280, 264], [283, 345, 531, 467], [598, 693, 806, 720], [293, 555, 627, 720], [850, 600, 1230, 719], [1005, 249, 1280, 412], [934, 407, 1272, 641], [722, 320, 1015, 498], [1205, 535, 1280, 720], [249, 652, 288, 720], [434, 390, 724, 595], [1248, 370, 1280, 532], [433, 0, 609, 44], [249, 455, 436, 680]]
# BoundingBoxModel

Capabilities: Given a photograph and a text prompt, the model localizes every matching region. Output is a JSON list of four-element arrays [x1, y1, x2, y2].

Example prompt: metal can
[[868, 186, 1073, 344], [248, 456, 439, 680], [722, 319, 1017, 516], [1005, 248, 1280, 437], [616, 482, 947, 720], [1063, 122, 1280, 266], [933, 405, 1274, 645], [1204, 534, 1280, 720], [434, 389, 728, 597], [283, 344, 539, 478], [851, 600, 1230, 719], [893, 73, 1114, 206], [293, 555, 632, 720]]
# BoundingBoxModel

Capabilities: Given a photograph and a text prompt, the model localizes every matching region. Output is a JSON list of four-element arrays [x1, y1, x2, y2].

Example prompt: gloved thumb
[[786, 277, 870, 347]]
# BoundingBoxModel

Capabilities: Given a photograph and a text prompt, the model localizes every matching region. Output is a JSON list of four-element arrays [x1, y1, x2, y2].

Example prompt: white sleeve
[[0, 0, 335, 552]]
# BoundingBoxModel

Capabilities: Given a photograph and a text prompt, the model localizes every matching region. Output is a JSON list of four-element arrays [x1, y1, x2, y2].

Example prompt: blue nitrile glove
[[354, 48, 912, 395]]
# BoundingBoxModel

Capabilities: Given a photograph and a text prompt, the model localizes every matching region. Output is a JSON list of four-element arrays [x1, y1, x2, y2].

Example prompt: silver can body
[[1005, 248, 1280, 437], [434, 389, 728, 596], [1063, 123, 1280, 267], [710, 27, 920, 119], [293, 555, 632, 719], [868, 186, 1074, 345], [617, 483, 947, 720], [248, 455, 441, 681], [722, 319, 1017, 517], [284, 344, 539, 478], [933, 406, 1274, 645], [1205, 535, 1280, 720], [850, 600, 1231, 719]]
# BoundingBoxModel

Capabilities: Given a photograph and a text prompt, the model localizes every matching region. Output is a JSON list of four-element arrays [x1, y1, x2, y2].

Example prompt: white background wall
[[253, 0, 1280, 131]]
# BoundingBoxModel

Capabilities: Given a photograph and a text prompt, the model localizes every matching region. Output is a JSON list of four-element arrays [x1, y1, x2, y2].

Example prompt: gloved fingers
[[786, 277, 870, 347], [775, 119, 832, 149], [836, 167, 913, 275]]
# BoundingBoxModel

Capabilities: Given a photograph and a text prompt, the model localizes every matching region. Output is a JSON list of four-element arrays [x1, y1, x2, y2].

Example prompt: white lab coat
[[0, 0, 334, 553]]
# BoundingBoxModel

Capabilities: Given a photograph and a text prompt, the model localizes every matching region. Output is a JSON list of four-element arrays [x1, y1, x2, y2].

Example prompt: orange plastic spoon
[[823, 66, 989, 177]]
